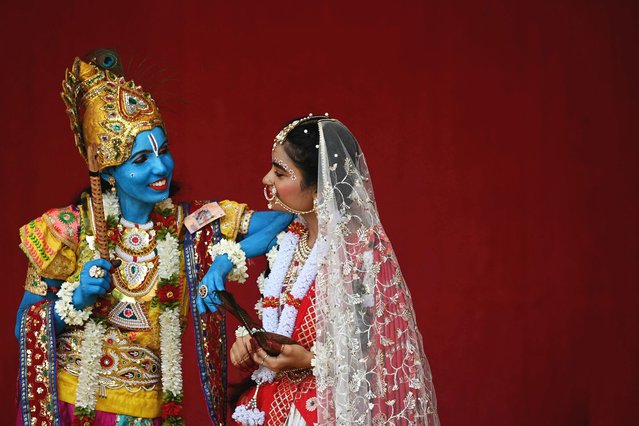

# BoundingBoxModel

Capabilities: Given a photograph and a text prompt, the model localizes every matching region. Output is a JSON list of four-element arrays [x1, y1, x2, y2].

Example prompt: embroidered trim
[[58, 328, 161, 392], [239, 210, 254, 236], [19, 301, 60, 425], [183, 202, 227, 424]]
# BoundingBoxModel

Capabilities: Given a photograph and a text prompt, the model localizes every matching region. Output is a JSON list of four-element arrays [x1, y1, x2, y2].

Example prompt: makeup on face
[[273, 158, 297, 180], [148, 132, 160, 156], [263, 144, 314, 214], [108, 127, 174, 205]]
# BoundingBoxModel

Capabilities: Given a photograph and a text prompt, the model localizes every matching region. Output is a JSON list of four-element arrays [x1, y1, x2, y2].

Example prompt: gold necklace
[[281, 231, 313, 304], [112, 218, 159, 299]]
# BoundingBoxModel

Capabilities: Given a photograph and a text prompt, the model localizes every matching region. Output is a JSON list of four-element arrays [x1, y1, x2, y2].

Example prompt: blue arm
[[244, 211, 293, 240], [15, 278, 66, 340], [240, 211, 293, 257], [197, 211, 293, 313]]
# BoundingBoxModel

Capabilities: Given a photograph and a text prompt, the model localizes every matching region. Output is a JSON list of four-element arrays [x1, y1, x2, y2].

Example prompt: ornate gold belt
[[57, 327, 161, 395]]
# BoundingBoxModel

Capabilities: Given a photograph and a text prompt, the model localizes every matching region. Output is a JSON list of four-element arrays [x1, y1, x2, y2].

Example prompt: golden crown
[[61, 57, 164, 171]]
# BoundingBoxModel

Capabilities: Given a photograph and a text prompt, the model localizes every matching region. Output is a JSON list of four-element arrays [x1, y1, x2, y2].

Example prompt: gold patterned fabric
[[219, 200, 248, 241], [24, 264, 47, 296], [19, 211, 78, 280]]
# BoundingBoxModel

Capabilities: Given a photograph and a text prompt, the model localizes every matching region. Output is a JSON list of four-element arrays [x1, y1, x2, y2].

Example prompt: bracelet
[[54, 281, 93, 326], [239, 210, 254, 236], [208, 239, 249, 284], [235, 325, 258, 338]]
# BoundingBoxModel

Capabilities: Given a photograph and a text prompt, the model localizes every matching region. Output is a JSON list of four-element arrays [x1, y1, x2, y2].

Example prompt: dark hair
[[281, 117, 322, 190]]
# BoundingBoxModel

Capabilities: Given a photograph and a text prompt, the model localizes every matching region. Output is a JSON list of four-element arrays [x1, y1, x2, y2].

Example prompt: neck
[[302, 212, 318, 247], [117, 192, 154, 224]]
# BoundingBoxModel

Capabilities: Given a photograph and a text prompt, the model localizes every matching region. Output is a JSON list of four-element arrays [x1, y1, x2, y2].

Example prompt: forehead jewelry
[[274, 159, 297, 180], [272, 112, 330, 151], [148, 133, 160, 156]]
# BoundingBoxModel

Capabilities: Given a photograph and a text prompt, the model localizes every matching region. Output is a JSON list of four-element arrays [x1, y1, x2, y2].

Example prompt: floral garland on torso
[[73, 193, 185, 425], [233, 220, 322, 425]]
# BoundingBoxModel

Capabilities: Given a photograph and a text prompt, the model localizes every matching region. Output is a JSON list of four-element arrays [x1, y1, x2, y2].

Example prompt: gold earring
[[108, 176, 116, 194]]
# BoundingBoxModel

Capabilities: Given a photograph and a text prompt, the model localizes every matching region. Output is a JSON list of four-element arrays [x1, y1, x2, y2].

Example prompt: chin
[[143, 188, 170, 204]]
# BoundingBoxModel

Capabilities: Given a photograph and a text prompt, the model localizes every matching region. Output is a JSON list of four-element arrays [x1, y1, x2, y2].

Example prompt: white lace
[[313, 120, 439, 425]]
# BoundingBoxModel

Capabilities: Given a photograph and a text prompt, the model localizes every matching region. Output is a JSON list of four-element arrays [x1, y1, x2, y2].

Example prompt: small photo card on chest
[[184, 202, 226, 234]]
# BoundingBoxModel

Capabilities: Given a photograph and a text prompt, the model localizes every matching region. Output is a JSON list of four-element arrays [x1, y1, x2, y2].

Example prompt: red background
[[1, 1, 638, 425]]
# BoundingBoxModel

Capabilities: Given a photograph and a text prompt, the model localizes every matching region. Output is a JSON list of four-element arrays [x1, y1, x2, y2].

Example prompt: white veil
[[314, 119, 439, 425]]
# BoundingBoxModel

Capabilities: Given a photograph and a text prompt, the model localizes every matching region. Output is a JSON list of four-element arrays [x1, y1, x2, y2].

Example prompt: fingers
[[231, 349, 254, 370], [203, 291, 220, 313], [212, 274, 225, 292], [195, 289, 216, 314], [82, 270, 112, 292], [88, 278, 111, 294], [196, 296, 206, 314], [231, 338, 256, 370], [81, 259, 113, 292], [197, 275, 219, 313], [251, 347, 274, 370], [84, 258, 112, 271]]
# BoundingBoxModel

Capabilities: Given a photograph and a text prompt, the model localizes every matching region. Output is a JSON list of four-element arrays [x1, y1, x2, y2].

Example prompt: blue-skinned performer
[[15, 50, 291, 425]]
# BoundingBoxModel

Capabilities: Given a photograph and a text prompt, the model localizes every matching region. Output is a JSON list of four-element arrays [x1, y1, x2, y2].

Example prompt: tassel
[[232, 384, 266, 425]]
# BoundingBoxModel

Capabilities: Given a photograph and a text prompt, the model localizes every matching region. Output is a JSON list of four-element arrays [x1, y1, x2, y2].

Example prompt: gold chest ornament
[[109, 218, 159, 330]]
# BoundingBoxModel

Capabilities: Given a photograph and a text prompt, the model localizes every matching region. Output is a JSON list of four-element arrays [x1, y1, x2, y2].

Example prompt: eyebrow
[[131, 140, 169, 157], [272, 160, 286, 170]]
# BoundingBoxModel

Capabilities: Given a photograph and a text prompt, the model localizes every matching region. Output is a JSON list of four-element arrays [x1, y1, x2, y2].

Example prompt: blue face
[[102, 126, 174, 206]]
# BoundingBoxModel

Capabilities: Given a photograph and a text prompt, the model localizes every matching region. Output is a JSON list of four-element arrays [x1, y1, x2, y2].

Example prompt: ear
[[100, 167, 114, 183]]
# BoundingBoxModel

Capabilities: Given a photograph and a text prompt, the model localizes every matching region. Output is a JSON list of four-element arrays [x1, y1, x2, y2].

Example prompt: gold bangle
[[239, 210, 254, 236]]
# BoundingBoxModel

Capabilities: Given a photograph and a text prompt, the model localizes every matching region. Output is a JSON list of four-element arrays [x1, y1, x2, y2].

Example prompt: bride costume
[[236, 117, 439, 425]]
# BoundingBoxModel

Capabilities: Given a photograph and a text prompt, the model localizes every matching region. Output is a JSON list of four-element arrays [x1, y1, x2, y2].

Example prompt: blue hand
[[195, 211, 292, 314], [73, 258, 113, 310], [197, 254, 233, 314]]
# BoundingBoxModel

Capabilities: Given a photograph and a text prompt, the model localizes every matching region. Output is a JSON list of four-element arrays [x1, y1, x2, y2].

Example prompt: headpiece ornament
[[272, 112, 330, 149], [59, 48, 165, 263], [61, 53, 164, 170]]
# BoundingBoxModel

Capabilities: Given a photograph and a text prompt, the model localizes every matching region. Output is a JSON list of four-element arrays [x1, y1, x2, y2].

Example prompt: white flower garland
[[54, 281, 93, 326], [260, 232, 299, 333], [102, 191, 120, 218], [250, 235, 320, 384], [207, 239, 248, 283], [253, 232, 286, 319], [159, 307, 183, 395], [156, 198, 174, 210], [74, 320, 107, 412], [309, 344, 318, 377], [157, 233, 180, 279]]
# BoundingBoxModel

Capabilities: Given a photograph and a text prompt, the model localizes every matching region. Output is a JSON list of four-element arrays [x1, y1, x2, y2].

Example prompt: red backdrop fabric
[[1, 1, 637, 425]]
